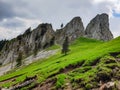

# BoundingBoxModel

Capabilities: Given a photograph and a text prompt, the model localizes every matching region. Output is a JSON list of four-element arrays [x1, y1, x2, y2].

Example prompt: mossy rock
[[85, 83, 93, 89], [100, 55, 116, 64], [104, 59, 116, 64], [105, 63, 118, 69], [72, 66, 92, 74], [97, 70, 111, 82], [117, 54, 120, 58], [90, 81, 98, 88]]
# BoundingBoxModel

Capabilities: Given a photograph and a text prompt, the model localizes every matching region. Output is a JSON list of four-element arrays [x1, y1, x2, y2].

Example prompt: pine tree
[[16, 52, 22, 67], [61, 23, 63, 28], [34, 42, 38, 57], [62, 37, 69, 55]]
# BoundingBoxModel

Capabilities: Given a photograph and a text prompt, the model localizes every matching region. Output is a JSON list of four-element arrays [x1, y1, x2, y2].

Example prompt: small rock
[[106, 82, 115, 89]]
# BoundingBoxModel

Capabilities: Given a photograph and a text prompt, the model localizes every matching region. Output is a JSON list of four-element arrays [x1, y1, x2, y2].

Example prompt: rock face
[[55, 17, 85, 44], [0, 23, 55, 65], [85, 13, 113, 41], [0, 13, 114, 65]]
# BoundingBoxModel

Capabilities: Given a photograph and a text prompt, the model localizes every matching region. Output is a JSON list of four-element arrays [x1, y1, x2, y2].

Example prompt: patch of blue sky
[[112, 10, 120, 17]]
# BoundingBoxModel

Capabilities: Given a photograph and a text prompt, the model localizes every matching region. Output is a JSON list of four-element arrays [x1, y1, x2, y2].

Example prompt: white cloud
[[0, 27, 21, 40], [0, 17, 41, 40], [15, 17, 41, 29], [93, 0, 120, 37], [110, 17, 120, 38], [114, 0, 120, 13], [0, 0, 120, 39]]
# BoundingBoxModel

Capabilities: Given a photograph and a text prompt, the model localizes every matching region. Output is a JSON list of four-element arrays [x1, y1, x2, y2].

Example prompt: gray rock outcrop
[[85, 13, 113, 41], [0, 13, 114, 66], [55, 17, 85, 44], [0, 23, 55, 65]]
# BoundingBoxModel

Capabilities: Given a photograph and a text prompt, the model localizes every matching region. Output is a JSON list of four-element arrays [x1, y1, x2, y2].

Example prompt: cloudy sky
[[0, 0, 120, 40]]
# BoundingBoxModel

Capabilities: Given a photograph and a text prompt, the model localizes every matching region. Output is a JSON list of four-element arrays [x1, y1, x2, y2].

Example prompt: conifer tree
[[61, 23, 63, 28], [16, 52, 22, 67], [34, 42, 38, 57], [62, 36, 69, 55]]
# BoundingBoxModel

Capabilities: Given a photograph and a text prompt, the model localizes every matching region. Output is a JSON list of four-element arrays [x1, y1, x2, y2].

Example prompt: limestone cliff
[[0, 23, 55, 65], [0, 13, 114, 65], [85, 13, 113, 41], [55, 17, 85, 44]]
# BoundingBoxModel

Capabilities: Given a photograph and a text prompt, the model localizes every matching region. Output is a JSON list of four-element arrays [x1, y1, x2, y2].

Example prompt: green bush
[[85, 83, 93, 89], [16, 52, 22, 67]]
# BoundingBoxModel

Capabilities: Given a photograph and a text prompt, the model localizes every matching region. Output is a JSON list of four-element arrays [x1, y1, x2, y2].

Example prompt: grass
[[56, 74, 66, 88], [0, 36, 120, 89], [45, 44, 60, 50]]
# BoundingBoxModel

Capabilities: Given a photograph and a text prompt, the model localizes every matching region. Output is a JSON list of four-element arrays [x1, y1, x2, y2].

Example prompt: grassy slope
[[0, 37, 120, 89]]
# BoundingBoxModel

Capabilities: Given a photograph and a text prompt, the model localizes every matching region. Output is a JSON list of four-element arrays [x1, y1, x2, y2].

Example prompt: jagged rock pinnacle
[[55, 16, 85, 44], [85, 13, 113, 41]]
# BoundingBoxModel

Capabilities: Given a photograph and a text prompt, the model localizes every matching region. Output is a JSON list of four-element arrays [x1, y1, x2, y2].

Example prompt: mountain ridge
[[0, 13, 113, 67]]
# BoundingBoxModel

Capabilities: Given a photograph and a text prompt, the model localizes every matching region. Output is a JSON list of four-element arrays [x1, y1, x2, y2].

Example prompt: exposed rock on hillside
[[0, 49, 58, 76], [0, 24, 55, 65], [0, 13, 114, 66], [85, 13, 113, 41], [55, 17, 85, 44]]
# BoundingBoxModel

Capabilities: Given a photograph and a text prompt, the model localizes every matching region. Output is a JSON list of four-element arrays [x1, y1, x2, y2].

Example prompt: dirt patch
[[33, 78, 56, 90], [91, 58, 100, 66], [0, 73, 25, 85], [97, 71, 111, 82], [10, 75, 37, 90], [59, 61, 85, 74], [48, 60, 85, 78], [110, 52, 120, 57], [23, 75, 37, 82]]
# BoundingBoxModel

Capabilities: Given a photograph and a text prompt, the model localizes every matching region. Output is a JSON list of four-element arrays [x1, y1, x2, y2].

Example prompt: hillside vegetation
[[0, 37, 120, 89]]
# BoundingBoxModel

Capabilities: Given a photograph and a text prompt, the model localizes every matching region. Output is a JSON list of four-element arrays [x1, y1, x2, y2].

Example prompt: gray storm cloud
[[0, 1, 16, 20], [0, 0, 120, 40]]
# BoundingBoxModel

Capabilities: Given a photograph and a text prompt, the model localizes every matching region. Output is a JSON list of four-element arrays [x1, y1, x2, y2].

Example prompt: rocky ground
[[32, 53, 120, 90], [0, 49, 58, 76], [24, 49, 58, 65], [1, 53, 119, 90]]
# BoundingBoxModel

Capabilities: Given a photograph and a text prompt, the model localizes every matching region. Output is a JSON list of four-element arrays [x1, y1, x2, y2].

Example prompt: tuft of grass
[[56, 74, 66, 88], [45, 45, 60, 50], [117, 54, 120, 58]]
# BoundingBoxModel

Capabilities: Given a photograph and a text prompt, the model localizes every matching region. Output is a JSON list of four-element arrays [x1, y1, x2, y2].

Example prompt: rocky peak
[[85, 13, 113, 41], [55, 16, 85, 44], [0, 23, 55, 65], [36, 23, 53, 36], [0, 14, 114, 66]]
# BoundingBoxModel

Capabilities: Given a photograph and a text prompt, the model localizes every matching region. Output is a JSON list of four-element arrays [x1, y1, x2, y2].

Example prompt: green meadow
[[0, 37, 120, 89]]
